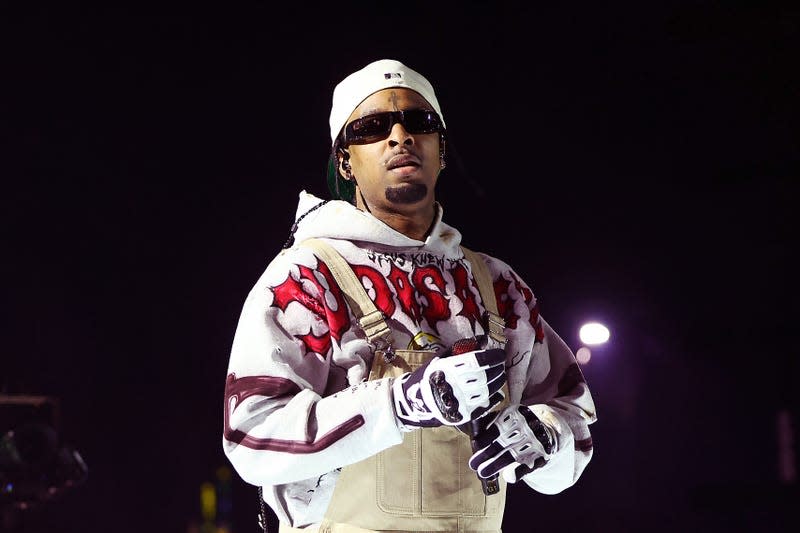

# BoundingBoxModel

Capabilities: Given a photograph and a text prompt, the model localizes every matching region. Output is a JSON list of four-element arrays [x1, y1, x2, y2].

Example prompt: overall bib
[[281, 239, 508, 533]]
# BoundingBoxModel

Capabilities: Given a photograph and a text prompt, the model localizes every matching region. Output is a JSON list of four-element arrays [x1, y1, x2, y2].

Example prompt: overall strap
[[300, 238, 395, 352], [460, 246, 507, 346]]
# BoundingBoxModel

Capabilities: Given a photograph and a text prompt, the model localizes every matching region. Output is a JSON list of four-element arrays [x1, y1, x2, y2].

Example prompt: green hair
[[326, 143, 355, 203]]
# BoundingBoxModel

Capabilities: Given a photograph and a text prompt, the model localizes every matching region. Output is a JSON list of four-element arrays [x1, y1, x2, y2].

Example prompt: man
[[223, 59, 597, 533]]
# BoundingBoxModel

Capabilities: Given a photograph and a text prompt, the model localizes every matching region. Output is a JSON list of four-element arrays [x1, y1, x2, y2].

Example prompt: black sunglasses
[[341, 109, 444, 146]]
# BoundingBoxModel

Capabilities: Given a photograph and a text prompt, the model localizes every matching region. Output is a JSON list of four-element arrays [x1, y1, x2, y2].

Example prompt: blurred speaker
[[0, 395, 87, 510], [0, 395, 59, 436]]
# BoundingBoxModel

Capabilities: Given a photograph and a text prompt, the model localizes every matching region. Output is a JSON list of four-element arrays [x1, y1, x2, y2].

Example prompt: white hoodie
[[223, 191, 597, 528]]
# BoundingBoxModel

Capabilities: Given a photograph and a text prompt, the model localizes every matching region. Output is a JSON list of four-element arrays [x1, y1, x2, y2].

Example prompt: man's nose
[[387, 123, 414, 147]]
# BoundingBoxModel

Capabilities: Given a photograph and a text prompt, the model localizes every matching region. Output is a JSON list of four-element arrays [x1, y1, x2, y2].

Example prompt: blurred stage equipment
[[0, 395, 88, 511]]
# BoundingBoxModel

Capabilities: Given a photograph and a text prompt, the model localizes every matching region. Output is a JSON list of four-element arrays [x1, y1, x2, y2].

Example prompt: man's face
[[340, 88, 442, 216]]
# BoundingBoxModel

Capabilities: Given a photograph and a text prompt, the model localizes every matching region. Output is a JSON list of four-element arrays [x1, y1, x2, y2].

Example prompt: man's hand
[[468, 404, 556, 482], [392, 347, 506, 429]]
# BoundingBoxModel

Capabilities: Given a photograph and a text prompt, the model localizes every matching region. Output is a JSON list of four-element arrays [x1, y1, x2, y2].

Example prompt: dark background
[[2, 1, 798, 532]]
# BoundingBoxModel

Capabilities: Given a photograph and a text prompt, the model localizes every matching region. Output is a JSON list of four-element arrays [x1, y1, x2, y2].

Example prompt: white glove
[[468, 404, 556, 482], [392, 346, 506, 429]]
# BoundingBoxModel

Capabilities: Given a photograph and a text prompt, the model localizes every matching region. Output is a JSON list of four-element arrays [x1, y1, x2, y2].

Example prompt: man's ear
[[337, 148, 351, 179]]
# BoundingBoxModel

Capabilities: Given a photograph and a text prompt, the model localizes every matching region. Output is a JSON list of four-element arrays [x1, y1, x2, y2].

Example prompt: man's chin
[[385, 183, 428, 204]]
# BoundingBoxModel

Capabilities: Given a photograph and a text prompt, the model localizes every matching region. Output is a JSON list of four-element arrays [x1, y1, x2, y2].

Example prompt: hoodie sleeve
[[222, 248, 403, 487], [486, 255, 597, 494], [518, 319, 597, 494]]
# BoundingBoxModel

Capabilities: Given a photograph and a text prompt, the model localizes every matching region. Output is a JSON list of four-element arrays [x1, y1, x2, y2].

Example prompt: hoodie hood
[[290, 190, 463, 257]]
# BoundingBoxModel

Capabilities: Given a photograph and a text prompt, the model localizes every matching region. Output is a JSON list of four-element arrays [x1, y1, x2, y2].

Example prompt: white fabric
[[223, 190, 597, 528], [329, 59, 446, 143]]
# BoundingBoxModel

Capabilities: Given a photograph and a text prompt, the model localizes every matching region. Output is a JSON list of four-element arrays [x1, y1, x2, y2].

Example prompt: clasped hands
[[391, 344, 555, 482]]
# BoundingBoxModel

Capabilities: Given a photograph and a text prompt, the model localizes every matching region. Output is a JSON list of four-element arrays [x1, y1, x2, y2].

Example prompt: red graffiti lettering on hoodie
[[352, 264, 396, 318], [413, 265, 451, 332], [386, 262, 422, 323], [270, 261, 350, 357], [493, 274, 521, 330], [449, 261, 482, 330]]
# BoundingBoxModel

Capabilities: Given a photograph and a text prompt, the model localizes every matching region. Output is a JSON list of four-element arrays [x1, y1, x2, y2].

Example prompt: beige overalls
[[281, 239, 508, 533]]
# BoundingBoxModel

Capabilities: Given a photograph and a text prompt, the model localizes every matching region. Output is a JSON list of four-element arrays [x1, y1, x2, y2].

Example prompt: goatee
[[385, 183, 428, 204]]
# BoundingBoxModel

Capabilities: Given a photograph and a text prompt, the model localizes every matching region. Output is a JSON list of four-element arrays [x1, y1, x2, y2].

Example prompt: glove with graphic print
[[468, 404, 556, 482], [391, 343, 506, 429]]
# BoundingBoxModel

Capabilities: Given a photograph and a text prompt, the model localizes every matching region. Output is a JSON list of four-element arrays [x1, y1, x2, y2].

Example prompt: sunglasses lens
[[347, 114, 392, 144], [402, 110, 441, 134], [344, 110, 442, 145]]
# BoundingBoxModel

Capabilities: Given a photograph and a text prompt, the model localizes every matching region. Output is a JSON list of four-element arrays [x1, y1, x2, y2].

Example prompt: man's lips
[[386, 154, 421, 170]]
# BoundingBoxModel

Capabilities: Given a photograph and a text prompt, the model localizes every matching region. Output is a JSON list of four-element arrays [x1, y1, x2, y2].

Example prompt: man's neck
[[359, 201, 437, 241]]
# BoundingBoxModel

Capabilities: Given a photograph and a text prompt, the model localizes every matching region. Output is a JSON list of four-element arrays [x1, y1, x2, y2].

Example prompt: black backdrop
[[3, 2, 798, 532]]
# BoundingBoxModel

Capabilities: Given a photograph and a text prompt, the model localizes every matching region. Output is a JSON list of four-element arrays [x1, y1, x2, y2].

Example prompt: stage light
[[576, 346, 592, 365], [579, 322, 610, 345]]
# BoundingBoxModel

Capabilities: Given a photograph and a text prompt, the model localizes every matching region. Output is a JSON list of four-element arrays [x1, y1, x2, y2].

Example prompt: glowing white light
[[576, 347, 592, 365], [579, 322, 610, 345]]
